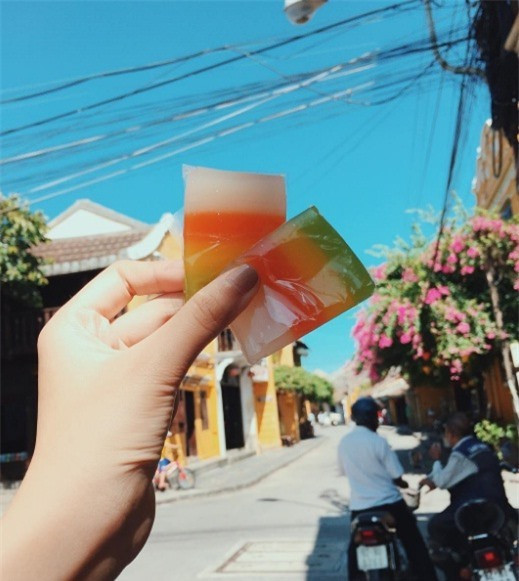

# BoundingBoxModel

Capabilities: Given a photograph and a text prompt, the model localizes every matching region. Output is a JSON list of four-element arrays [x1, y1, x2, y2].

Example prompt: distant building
[[472, 123, 518, 424], [473, 120, 518, 218]]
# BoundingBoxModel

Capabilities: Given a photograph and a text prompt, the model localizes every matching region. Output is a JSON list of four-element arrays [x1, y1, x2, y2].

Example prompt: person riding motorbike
[[339, 397, 437, 580], [420, 412, 517, 578]]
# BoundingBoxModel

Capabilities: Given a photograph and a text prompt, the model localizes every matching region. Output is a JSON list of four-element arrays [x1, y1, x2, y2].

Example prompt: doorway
[[221, 366, 245, 450]]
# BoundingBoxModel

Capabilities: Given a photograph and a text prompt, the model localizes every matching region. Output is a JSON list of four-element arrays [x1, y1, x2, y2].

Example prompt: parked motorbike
[[351, 489, 420, 580], [453, 498, 518, 581]]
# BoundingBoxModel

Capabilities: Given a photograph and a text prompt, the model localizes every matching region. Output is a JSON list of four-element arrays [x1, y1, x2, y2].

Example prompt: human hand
[[2, 260, 258, 580], [428, 442, 442, 461], [419, 477, 436, 490], [392, 476, 409, 489]]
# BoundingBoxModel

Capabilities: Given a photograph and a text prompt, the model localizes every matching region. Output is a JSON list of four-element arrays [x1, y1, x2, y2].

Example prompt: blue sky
[[1, 1, 489, 373]]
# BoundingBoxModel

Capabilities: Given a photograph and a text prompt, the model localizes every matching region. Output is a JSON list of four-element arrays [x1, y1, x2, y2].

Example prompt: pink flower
[[438, 285, 450, 296], [442, 265, 456, 274], [514, 279, 519, 291], [467, 246, 479, 258], [402, 268, 418, 283], [447, 253, 457, 264], [397, 306, 407, 325], [456, 321, 470, 335], [378, 334, 393, 348], [451, 237, 465, 253], [445, 307, 458, 322], [486, 331, 496, 340], [372, 264, 386, 281], [460, 265, 475, 275], [400, 331, 412, 345], [425, 288, 442, 305], [450, 359, 463, 373]]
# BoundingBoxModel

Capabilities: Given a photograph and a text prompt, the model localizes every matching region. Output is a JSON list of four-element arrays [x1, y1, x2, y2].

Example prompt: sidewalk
[[155, 435, 325, 505], [0, 436, 324, 516]]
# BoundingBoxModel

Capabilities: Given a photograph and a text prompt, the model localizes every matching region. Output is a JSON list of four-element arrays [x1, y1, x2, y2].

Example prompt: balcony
[[2, 307, 60, 359]]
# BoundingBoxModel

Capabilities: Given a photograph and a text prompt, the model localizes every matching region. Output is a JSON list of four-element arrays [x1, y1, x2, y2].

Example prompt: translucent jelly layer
[[230, 206, 375, 363], [183, 166, 286, 299]]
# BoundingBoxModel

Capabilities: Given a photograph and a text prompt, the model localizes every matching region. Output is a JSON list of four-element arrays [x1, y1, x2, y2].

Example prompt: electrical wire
[[0, 0, 422, 137]]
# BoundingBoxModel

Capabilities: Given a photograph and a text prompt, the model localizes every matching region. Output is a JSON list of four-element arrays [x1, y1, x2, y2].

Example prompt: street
[[120, 425, 446, 581]]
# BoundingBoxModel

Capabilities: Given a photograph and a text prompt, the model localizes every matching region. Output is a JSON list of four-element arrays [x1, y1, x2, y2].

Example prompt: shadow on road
[[305, 513, 349, 580], [303, 503, 442, 580], [256, 488, 350, 514]]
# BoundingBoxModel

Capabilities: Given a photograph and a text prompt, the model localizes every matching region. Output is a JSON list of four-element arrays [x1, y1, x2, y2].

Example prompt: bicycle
[[154, 458, 196, 491]]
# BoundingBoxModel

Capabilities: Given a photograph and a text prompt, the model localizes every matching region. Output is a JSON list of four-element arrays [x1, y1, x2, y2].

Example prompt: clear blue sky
[[1, 1, 489, 374]]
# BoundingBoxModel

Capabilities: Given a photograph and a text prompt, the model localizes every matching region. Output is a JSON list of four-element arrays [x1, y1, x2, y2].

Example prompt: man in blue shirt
[[339, 397, 437, 580]]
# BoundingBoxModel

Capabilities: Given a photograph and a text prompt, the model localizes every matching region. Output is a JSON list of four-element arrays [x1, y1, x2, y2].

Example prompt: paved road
[[120, 425, 440, 581]]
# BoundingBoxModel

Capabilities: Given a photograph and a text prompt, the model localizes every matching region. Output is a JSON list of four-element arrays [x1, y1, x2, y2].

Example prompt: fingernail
[[225, 264, 259, 294]]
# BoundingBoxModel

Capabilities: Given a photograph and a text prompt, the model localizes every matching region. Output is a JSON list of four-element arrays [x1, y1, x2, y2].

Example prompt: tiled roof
[[33, 228, 152, 276]]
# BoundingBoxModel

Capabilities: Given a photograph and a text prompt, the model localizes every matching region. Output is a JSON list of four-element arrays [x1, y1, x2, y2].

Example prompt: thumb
[[132, 264, 259, 385]]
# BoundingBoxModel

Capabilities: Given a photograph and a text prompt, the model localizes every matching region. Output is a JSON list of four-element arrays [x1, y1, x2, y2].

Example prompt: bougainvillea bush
[[353, 207, 519, 388]]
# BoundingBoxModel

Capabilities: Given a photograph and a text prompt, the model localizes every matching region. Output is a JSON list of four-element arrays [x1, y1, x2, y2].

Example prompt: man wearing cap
[[339, 397, 437, 580]]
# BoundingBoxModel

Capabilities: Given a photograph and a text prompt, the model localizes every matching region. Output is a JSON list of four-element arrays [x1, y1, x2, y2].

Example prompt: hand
[[1, 260, 258, 580], [393, 477, 409, 489], [429, 442, 442, 461], [419, 477, 436, 490]]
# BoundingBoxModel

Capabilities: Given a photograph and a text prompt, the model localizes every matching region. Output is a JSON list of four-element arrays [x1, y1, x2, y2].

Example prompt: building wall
[[253, 379, 282, 449], [270, 344, 302, 440], [276, 391, 301, 442], [484, 359, 516, 424], [192, 343, 221, 460], [473, 121, 518, 423], [473, 122, 518, 216], [405, 385, 456, 429]]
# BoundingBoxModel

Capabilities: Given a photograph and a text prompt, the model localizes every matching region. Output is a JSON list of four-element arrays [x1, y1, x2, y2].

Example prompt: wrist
[[2, 457, 151, 580]]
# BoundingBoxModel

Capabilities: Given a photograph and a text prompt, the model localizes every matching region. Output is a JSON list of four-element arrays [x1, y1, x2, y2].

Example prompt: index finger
[[67, 260, 184, 320]]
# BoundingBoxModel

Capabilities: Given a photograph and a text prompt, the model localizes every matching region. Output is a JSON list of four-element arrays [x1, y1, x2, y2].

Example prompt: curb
[[155, 435, 326, 505], [187, 449, 256, 477]]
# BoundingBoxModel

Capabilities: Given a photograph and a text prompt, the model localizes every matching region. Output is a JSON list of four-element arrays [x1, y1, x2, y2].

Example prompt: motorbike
[[351, 489, 420, 580], [453, 498, 518, 581]]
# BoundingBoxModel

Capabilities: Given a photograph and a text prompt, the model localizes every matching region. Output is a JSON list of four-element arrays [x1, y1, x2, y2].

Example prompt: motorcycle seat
[[455, 498, 505, 536], [353, 511, 396, 530]]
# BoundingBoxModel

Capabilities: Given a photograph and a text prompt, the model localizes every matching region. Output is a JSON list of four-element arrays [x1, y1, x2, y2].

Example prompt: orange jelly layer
[[184, 210, 284, 298], [243, 236, 356, 339]]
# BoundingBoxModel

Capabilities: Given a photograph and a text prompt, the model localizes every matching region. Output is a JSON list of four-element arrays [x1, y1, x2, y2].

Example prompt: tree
[[0, 194, 48, 307], [353, 206, 519, 415], [274, 365, 334, 404]]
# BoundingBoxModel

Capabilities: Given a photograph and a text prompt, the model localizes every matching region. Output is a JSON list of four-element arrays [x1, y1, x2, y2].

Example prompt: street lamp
[[284, 0, 327, 25]]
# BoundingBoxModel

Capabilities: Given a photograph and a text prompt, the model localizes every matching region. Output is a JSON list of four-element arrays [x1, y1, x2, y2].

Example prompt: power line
[[1, 34, 466, 171], [0, 41, 263, 105], [0, 0, 421, 137]]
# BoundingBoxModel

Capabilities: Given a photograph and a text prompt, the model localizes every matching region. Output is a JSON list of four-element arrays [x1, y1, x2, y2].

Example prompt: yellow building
[[473, 120, 518, 217], [472, 121, 518, 423]]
